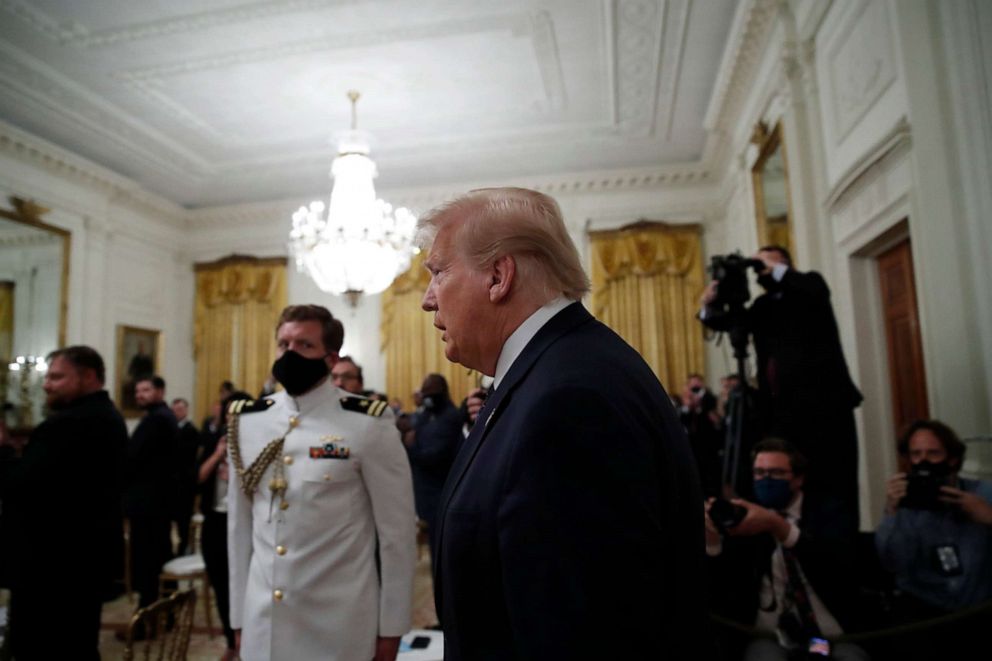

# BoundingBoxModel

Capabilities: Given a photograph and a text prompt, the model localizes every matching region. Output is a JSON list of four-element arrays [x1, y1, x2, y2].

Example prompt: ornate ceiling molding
[[656, 0, 691, 139], [188, 162, 715, 229], [614, 0, 664, 136], [114, 11, 567, 151], [0, 41, 209, 178], [0, 120, 184, 222], [702, 0, 780, 134], [0, 0, 353, 48]]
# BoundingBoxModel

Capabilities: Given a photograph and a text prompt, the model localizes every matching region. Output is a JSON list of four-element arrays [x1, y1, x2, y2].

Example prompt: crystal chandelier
[[290, 91, 416, 304]]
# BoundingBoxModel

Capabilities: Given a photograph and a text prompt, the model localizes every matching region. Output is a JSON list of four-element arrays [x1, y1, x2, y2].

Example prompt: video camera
[[707, 252, 765, 310], [902, 462, 951, 510], [708, 497, 747, 534]]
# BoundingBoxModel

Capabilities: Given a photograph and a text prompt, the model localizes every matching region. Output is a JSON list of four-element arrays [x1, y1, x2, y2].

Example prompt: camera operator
[[705, 438, 867, 660], [876, 419, 992, 620], [680, 373, 722, 497], [700, 246, 862, 535]]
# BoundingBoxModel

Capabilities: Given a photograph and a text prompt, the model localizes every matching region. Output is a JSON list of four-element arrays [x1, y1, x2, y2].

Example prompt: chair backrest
[[122, 588, 196, 661]]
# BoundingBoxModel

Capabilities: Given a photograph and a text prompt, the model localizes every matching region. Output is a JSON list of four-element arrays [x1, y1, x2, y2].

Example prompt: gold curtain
[[193, 256, 287, 420], [381, 253, 480, 411], [589, 221, 705, 392]]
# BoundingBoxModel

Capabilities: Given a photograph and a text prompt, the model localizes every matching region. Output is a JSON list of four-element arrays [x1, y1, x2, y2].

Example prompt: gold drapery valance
[[380, 252, 480, 411], [193, 256, 287, 421], [589, 221, 705, 392]]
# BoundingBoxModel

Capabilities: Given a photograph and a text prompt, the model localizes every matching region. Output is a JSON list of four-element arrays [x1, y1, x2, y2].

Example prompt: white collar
[[784, 491, 803, 522], [493, 297, 573, 391]]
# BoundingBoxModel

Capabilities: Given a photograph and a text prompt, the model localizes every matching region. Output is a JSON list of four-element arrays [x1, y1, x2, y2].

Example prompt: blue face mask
[[753, 477, 793, 511]]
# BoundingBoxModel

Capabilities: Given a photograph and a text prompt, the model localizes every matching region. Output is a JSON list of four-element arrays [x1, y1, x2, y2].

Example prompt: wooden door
[[877, 237, 929, 435]]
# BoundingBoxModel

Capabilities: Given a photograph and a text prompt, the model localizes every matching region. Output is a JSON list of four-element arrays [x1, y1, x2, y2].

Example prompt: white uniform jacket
[[227, 383, 416, 661]]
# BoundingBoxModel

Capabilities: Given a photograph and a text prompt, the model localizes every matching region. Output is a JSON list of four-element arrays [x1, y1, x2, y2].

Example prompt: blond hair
[[416, 187, 590, 300]]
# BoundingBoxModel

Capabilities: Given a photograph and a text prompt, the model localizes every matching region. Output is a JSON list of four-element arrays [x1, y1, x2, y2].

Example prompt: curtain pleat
[[589, 222, 705, 393], [194, 257, 287, 420]]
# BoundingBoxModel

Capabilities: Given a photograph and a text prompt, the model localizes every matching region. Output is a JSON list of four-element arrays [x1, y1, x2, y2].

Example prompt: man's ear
[[489, 255, 516, 303], [325, 352, 339, 369]]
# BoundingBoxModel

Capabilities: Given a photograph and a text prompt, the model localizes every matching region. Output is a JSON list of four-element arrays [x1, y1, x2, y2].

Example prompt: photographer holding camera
[[876, 419, 992, 620], [705, 438, 867, 660], [700, 246, 862, 535]]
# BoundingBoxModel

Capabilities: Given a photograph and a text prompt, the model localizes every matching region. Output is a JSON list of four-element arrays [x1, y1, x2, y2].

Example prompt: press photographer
[[700, 246, 863, 535], [876, 419, 992, 619], [704, 438, 868, 661]]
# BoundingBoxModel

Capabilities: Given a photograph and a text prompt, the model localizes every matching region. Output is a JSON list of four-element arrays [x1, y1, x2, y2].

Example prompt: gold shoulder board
[[340, 396, 388, 417]]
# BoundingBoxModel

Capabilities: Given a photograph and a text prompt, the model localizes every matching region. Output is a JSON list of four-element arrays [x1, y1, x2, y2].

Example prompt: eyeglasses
[[752, 468, 792, 479], [333, 373, 360, 382]]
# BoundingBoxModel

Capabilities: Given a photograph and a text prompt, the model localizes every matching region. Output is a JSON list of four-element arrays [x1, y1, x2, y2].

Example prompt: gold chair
[[159, 553, 214, 638], [122, 587, 196, 661]]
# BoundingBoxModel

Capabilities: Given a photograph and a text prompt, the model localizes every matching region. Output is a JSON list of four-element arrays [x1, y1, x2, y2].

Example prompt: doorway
[[876, 236, 929, 437]]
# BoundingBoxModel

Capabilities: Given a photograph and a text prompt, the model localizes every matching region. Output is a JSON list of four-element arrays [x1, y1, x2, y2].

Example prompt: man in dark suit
[[701, 246, 862, 534], [125, 375, 179, 612], [170, 396, 199, 555], [402, 373, 461, 566], [0, 346, 127, 660], [418, 187, 704, 660], [704, 438, 867, 660]]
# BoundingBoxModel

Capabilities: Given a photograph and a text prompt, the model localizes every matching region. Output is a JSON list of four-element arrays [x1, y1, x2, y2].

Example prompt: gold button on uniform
[[283, 455, 293, 465], [289, 416, 299, 428], [280, 501, 290, 510], [323, 474, 331, 481], [273, 590, 283, 601], [276, 545, 286, 556]]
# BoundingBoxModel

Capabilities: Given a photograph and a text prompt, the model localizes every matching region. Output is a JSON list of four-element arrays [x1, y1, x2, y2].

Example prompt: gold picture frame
[[751, 121, 796, 260], [116, 324, 162, 417]]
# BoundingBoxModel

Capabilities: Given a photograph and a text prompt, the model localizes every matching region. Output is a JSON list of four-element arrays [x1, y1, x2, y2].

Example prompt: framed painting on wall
[[116, 324, 161, 417]]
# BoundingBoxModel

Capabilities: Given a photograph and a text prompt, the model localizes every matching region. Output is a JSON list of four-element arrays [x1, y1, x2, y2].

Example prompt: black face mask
[[271, 350, 329, 396], [757, 273, 780, 291]]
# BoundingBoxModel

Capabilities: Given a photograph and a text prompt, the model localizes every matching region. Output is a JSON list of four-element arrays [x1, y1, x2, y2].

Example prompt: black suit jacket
[[406, 396, 460, 527], [703, 269, 861, 424], [125, 401, 178, 517], [0, 390, 127, 594], [434, 302, 705, 660]]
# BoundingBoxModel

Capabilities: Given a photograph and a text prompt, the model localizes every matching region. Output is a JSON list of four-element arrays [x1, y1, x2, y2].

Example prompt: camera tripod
[[721, 312, 753, 498]]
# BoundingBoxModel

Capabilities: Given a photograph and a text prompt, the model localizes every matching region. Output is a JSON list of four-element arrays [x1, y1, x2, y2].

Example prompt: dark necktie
[[781, 546, 822, 640]]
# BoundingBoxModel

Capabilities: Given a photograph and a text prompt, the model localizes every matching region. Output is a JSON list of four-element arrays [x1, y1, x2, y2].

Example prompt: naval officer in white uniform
[[227, 304, 416, 661]]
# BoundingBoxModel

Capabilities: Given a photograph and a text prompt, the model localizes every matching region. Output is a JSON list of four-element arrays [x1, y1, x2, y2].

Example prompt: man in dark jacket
[[418, 187, 703, 659], [705, 438, 867, 660], [170, 396, 199, 555], [125, 375, 178, 611], [402, 373, 461, 565], [701, 246, 862, 534], [0, 346, 127, 660]]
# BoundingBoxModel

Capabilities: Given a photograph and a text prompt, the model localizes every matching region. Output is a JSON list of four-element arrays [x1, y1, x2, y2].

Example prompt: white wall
[[706, 0, 992, 528], [0, 126, 194, 419]]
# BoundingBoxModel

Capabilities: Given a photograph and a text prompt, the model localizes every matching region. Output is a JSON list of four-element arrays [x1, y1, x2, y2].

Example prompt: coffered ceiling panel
[[0, 0, 737, 207]]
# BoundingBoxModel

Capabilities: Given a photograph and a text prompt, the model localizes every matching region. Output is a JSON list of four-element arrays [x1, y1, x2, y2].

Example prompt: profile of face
[[44, 357, 85, 408], [421, 219, 496, 372], [907, 428, 956, 470], [686, 375, 705, 394], [171, 400, 188, 421], [331, 360, 363, 394], [134, 380, 162, 407]]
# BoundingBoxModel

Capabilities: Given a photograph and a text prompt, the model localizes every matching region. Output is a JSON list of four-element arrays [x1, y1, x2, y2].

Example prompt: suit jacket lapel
[[433, 302, 594, 610], [437, 302, 593, 521]]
